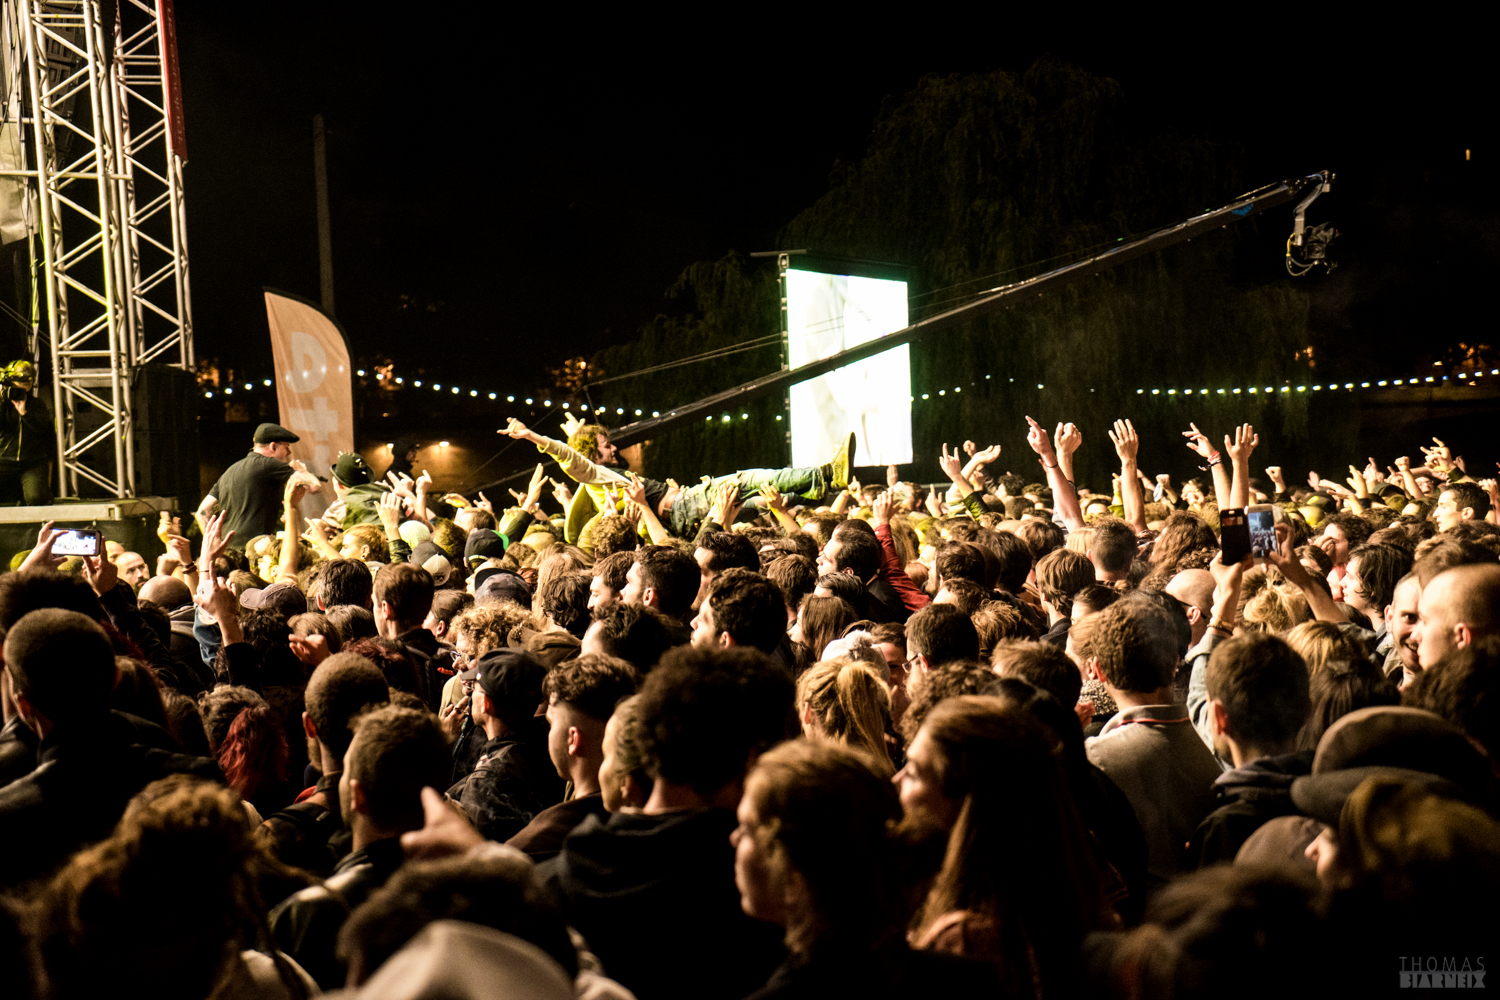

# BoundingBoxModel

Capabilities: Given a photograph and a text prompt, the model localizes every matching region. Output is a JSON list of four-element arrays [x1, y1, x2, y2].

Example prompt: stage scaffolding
[[0, 0, 191, 499]]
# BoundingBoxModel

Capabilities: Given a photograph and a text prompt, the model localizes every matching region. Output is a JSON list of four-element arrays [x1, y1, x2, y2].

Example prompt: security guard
[[197, 422, 303, 542], [0, 360, 53, 505]]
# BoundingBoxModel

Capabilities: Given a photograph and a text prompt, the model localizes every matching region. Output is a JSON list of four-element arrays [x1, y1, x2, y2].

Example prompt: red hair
[[216, 704, 289, 801]]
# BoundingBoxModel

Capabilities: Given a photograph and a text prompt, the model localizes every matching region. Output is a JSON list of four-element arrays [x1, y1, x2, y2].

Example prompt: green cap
[[332, 451, 372, 486]]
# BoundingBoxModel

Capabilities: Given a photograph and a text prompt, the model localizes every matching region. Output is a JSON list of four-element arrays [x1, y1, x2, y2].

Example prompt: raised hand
[[200, 512, 235, 568], [1308, 470, 1321, 490], [625, 473, 650, 510], [708, 480, 741, 526], [165, 533, 195, 568], [1156, 473, 1172, 487], [757, 483, 787, 512], [502, 417, 530, 439], [475, 491, 495, 515], [550, 478, 573, 507], [1224, 423, 1258, 463], [386, 472, 416, 498], [872, 490, 894, 527], [886, 463, 900, 488], [1108, 418, 1139, 464], [938, 443, 967, 483], [1182, 422, 1214, 460], [378, 490, 404, 537], [1054, 421, 1082, 458], [80, 554, 119, 597], [972, 444, 1002, 465], [963, 440, 977, 457], [522, 464, 547, 512], [194, 570, 240, 625], [1024, 416, 1053, 460], [559, 412, 584, 438]]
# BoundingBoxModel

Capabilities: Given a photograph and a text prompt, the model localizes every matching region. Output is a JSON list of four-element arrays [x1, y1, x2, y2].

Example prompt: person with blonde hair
[[795, 656, 896, 777], [1241, 582, 1311, 634], [1283, 620, 1363, 676]]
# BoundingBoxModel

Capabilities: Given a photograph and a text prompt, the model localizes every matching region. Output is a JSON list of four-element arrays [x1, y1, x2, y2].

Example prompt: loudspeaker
[[132, 363, 198, 501]]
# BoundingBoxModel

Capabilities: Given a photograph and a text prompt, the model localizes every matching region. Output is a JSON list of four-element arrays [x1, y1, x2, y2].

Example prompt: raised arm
[[503, 417, 627, 489], [873, 490, 930, 612], [1264, 523, 1347, 624], [625, 474, 671, 546], [938, 445, 987, 521], [1025, 417, 1082, 531], [1225, 423, 1258, 511], [1108, 419, 1147, 533], [1183, 422, 1231, 510], [757, 484, 802, 539]]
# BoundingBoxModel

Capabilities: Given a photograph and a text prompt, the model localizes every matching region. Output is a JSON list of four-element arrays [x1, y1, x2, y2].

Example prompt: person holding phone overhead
[[0, 359, 53, 506]]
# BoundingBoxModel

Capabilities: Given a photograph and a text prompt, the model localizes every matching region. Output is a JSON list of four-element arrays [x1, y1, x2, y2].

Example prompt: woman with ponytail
[[732, 740, 999, 998], [201, 685, 291, 816], [794, 656, 896, 777], [898, 695, 1116, 998]]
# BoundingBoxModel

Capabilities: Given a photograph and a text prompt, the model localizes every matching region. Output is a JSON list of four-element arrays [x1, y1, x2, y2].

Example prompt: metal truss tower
[[1, 0, 191, 498]]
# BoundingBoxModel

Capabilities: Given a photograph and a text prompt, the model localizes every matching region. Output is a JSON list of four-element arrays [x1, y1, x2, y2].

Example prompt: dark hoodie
[[540, 808, 785, 1000], [1187, 749, 1315, 868]]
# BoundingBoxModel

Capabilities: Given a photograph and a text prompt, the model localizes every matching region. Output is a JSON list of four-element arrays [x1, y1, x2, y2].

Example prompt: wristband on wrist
[[1208, 618, 1233, 632]]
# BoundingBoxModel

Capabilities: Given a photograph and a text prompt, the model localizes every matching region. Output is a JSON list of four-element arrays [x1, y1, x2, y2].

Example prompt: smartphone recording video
[[1220, 508, 1251, 565], [51, 528, 102, 558], [1247, 505, 1279, 560]]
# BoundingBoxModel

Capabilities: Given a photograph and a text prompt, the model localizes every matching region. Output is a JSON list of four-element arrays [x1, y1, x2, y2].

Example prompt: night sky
[[176, 11, 1495, 402]]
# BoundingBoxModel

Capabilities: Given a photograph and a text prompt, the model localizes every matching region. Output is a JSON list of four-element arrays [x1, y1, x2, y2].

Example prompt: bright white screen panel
[[786, 268, 911, 468]]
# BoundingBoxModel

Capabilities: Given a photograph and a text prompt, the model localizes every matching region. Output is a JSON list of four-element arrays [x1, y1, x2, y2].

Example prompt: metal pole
[[18, 2, 66, 497], [313, 113, 333, 316], [81, 0, 127, 496]]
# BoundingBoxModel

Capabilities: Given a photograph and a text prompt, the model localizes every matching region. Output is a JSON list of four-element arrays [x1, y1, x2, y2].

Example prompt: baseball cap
[[239, 580, 309, 617], [465, 529, 508, 567], [474, 568, 532, 608], [411, 539, 453, 586], [461, 649, 547, 717]]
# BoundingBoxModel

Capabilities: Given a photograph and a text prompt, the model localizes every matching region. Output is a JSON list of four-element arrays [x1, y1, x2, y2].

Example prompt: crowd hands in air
[[0, 407, 1497, 999]]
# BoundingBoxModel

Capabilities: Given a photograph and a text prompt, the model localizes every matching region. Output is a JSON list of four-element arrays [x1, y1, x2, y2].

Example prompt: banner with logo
[[264, 289, 353, 514]]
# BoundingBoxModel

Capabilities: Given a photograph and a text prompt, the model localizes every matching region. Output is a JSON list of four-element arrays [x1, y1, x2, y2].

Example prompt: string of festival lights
[[201, 366, 1500, 424]]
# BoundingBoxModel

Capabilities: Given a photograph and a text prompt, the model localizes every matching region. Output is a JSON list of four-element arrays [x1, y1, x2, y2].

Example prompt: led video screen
[[786, 267, 911, 468]]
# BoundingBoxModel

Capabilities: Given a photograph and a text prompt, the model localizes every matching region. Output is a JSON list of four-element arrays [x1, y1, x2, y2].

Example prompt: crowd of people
[[0, 409, 1497, 998]]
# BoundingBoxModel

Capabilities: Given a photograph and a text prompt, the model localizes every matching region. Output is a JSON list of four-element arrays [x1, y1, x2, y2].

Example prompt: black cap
[[253, 422, 300, 444], [465, 529, 507, 567], [463, 649, 547, 714], [475, 569, 532, 608], [332, 451, 372, 486]]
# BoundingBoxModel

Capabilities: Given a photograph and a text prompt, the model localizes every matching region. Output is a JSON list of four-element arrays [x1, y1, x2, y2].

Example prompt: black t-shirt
[[209, 450, 294, 542]]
